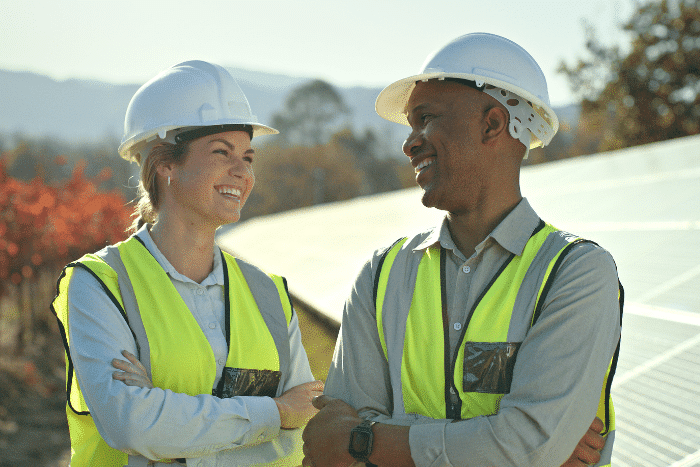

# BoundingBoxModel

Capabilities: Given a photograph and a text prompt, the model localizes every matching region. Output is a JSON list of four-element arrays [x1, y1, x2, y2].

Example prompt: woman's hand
[[561, 417, 606, 466], [112, 350, 153, 389], [273, 380, 324, 429]]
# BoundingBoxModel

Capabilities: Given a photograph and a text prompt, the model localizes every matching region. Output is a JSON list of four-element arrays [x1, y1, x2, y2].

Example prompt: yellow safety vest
[[374, 222, 622, 465], [51, 236, 294, 467]]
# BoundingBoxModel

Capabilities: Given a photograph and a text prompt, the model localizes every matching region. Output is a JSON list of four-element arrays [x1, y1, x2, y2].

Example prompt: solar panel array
[[218, 134, 700, 466]]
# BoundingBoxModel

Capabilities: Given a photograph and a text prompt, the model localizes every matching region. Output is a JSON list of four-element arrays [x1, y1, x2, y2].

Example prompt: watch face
[[351, 431, 370, 452]]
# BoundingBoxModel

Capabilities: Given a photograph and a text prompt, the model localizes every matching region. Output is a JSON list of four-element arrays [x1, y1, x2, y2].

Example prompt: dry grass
[[292, 299, 339, 382]]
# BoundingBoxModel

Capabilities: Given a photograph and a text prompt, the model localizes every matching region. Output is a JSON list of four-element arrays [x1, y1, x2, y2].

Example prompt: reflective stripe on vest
[[374, 221, 620, 443], [51, 236, 294, 467]]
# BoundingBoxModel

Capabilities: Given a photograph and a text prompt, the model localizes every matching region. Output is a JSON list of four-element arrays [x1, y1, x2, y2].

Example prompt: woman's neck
[[149, 214, 217, 284]]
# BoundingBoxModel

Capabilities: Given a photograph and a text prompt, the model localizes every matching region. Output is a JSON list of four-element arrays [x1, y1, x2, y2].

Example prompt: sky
[[1, 0, 635, 107]]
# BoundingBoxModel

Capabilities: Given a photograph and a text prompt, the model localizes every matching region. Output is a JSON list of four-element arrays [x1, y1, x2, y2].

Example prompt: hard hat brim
[[375, 72, 559, 147], [118, 121, 279, 162]]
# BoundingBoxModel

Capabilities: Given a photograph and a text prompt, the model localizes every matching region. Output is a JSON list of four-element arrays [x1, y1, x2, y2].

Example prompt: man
[[302, 33, 622, 467]]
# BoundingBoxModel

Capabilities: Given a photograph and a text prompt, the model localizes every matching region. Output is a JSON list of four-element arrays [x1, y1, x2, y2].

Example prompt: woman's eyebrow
[[210, 138, 234, 150]]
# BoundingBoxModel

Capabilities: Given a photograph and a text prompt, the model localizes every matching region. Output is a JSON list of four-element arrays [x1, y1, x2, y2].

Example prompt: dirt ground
[[0, 328, 71, 467], [0, 301, 337, 467]]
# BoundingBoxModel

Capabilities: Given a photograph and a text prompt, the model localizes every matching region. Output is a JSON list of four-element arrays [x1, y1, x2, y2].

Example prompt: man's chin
[[420, 189, 441, 211]]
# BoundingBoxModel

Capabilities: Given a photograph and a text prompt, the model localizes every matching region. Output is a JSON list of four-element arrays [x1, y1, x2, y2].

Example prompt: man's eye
[[421, 114, 433, 123], [214, 149, 228, 156], [243, 156, 254, 163]]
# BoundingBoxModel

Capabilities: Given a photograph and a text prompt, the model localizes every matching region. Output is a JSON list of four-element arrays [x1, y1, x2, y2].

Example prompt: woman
[[52, 60, 323, 467]]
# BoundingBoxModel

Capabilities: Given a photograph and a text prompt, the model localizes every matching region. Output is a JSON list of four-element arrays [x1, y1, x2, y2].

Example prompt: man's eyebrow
[[406, 103, 430, 124]]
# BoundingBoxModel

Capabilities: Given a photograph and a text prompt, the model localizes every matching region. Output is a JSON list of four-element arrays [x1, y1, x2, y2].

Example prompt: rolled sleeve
[[284, 311, 316, 390], [409, 422, 451, 467]]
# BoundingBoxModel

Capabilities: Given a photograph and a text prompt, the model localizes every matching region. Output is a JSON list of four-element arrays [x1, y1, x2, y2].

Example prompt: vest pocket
[[218, 368, 282, 398], [462, 342, 521, 394]]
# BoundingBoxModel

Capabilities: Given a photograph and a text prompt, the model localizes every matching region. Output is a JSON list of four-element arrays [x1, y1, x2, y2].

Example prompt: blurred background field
[[1, 0, 699, 465]]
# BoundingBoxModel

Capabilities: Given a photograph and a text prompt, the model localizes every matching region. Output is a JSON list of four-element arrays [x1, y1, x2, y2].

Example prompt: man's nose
[[402, 130, 423, 158]]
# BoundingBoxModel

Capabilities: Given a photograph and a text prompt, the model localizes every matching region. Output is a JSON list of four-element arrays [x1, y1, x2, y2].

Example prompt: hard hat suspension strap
[[174, 124, 254, 144]]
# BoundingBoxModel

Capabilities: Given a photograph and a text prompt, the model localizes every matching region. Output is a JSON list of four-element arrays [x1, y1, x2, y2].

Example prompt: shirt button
[[196, 288, 204, 295], [454, 322, 462, 331], [462, 265, 471, 274], [209, 322, 216, 329], [218, 358, 226, 365]]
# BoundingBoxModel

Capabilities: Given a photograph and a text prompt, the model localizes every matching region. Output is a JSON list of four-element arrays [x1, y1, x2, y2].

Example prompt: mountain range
[[0, 67, 579, 158]]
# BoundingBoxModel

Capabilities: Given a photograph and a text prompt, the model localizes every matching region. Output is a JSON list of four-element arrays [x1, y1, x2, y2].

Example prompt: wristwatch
[[348, 419, 377, 466]]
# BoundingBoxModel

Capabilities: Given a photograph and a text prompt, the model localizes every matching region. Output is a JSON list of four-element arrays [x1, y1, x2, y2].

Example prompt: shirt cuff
[[236, 396, 281, 446], [408, 422, 452, 467]]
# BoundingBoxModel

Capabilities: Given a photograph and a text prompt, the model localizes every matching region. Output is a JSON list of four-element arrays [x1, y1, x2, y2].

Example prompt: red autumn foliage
[[0, 155, 132, 298]]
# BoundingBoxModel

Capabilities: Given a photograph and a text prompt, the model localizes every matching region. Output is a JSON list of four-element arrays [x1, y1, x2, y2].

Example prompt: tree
[[271, 80, 351, 146], [560, 0, 700, 152], [0, 153, 131, 298]]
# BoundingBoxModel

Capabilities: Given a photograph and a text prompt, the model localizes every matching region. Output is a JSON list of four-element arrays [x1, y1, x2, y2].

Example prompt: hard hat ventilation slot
[[199, 104, 216, 122], [483, 85, 553, 150]]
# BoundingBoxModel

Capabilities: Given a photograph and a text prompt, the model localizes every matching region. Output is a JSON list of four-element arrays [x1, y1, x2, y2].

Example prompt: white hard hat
[[119, 60, 278, 163], [375, 33, 559, 150]]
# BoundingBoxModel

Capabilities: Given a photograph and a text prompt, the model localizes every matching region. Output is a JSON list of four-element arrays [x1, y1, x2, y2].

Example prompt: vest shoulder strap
[[373, 237, 409, 361], [530, 237, 611, 327], [225, 253, 294, 326], [222, 252, 293, 391], [100, 240, 152, 378]]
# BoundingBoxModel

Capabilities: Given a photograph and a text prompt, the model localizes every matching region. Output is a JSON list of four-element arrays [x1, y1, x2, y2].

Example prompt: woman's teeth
[[218, 187, 241, 198]]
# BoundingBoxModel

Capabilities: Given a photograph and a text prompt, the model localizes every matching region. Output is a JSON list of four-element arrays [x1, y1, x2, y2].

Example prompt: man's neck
[[446, 197, 522, 258]]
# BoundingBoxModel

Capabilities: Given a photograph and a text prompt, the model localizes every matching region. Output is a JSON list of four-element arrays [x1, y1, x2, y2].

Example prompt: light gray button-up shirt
[[324, 198, 621, 467], [68, 226, 314, 466]]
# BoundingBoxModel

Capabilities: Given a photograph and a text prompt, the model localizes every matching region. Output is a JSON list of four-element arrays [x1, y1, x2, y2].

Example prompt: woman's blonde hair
[[128, 141, 189, 233]]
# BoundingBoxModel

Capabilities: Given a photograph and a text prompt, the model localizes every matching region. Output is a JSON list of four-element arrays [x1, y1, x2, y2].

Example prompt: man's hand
[[112, 350, 153, 389], [302, 395, 362, 467], [561, 417, 606, 466], [273, 380, 324, 429]]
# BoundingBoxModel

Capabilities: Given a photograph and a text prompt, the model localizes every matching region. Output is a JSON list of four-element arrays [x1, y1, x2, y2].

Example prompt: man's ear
[[482, 105, 509, 144]]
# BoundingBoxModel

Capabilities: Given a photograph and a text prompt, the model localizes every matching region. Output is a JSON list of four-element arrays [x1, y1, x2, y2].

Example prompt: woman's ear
[[482, 105, 509, 144], [155, 162, 174, 181]]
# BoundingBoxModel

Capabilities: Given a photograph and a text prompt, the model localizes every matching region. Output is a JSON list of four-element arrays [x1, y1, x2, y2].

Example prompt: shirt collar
[[413, 198, 541, 258], [491, 198, 541, 256], [135, 225, 225, 286]]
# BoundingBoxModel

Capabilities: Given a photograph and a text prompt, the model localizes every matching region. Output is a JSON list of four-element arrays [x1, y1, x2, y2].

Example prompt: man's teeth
[[218, 187, 241, 197], [415, 159, 434, 173]]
